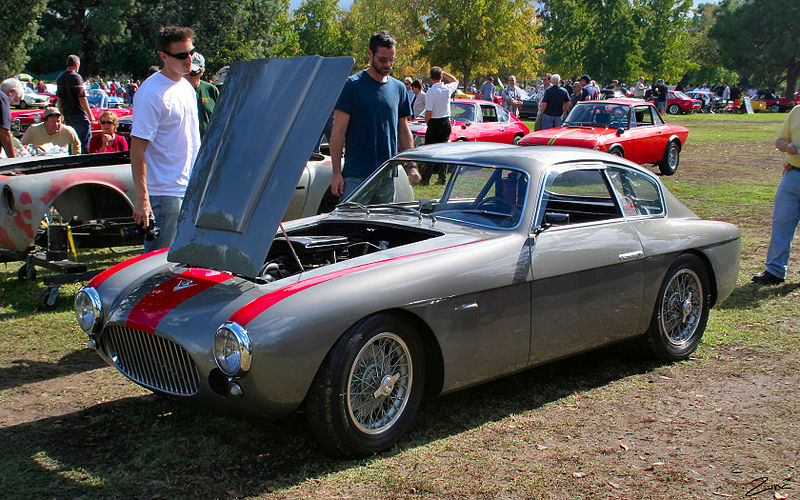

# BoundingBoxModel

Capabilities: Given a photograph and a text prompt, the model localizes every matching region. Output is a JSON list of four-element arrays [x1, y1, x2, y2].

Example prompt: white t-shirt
[[131, 72, 200, 197], [412, 91, 426, 118], [425, 81, 459, 119]]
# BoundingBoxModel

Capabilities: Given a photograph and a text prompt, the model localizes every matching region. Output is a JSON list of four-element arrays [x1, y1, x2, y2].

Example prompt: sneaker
[[751, 271, 785, 285]]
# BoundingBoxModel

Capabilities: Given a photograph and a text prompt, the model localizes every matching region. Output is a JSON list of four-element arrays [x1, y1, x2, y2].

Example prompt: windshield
[[565, 103, 630, 128], [345, 160, 528, 229], [672, 91, 690, 99]]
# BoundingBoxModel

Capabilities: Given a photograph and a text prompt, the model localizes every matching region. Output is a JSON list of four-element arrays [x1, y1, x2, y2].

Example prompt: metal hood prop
[[168, 56, 354, 277]]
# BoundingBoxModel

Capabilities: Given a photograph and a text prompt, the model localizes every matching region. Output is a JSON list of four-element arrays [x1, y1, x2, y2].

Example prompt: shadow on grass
[[0, 341, 662, 498], [0, 348, 107, 391], [717, 281, 800, 310]]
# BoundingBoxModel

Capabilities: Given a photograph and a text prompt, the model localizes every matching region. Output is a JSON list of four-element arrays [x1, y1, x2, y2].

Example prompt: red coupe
[[518, 99, 689, 175], [411, 98, 530, 147]]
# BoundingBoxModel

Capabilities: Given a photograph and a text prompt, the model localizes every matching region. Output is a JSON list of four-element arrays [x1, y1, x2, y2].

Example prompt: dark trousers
[[64, 113, 91, 155], [422, 117, 451, 184]]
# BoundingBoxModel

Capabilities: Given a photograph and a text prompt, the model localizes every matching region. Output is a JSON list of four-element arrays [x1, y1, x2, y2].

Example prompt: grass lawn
[[1, 112, 798, 499]]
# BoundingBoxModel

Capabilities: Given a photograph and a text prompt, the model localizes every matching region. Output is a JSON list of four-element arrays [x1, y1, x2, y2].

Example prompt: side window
[[481, 105, 498, 123], [496, 105, 510, 122], [634, 106, 654, 126], [606, 167, 664, 216], [540, 168, 622, 226]]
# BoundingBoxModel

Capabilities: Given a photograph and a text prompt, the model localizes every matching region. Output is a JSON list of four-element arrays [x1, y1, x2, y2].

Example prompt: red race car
[[518, 99, 689, 175], [663, 90, 702, 115], [410, 99, 530, 147], [752, 90, 800, 113]]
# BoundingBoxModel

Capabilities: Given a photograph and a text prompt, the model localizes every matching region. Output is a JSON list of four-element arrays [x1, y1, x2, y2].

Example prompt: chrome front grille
[[103, 325, 199, 396]]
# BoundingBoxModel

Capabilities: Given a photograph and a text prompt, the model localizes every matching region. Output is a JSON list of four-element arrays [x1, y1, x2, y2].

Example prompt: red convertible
[[10, 107, 133, 137], [518, 99, 689, 175], [411, 99, 530, 147]]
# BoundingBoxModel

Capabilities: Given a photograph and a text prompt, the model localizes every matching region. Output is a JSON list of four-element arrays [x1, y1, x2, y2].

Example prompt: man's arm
[[775, 138, 798, 155], [441, 70, 458, 86], [0, 128, 14, 158], [329, 109, 350, 197], [539, 101, 548, 115], [424, 110, 432, 124], [130, 136, 152, 226], [397, 116, 419, 184], [79, 96, 95, 124], [69, 128, 81, 155]]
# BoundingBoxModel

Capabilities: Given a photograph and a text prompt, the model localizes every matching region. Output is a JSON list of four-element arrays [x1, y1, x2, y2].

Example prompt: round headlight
[[213, 322, 251, 376], [33, 114, 41, 124], [74, 287, 102, 333]]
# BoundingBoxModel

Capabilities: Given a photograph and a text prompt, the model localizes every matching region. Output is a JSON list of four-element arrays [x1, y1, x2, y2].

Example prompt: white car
[[17, 87, 50, 109]]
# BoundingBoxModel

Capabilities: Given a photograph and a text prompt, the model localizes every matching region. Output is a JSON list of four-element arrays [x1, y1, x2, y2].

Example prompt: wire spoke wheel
[[659, 269, 702, 347], [347, 332, 412, 434]]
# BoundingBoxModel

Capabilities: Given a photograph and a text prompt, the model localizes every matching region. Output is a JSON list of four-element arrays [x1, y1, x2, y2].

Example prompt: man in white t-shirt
[[130, 25, 200, 252], [423, 66, 458, 184]]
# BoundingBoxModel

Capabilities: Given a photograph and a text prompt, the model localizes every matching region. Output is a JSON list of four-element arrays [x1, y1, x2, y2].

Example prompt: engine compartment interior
[[259, 220, 442, 282]]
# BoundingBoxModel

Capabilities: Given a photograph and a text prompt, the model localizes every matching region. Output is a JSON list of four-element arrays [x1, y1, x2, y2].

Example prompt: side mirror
[[616, 128, 625, 136]]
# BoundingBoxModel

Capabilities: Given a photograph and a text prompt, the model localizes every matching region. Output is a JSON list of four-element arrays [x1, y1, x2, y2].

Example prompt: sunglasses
[[162, 47, 196, 60], [100, 120, 115, 125]]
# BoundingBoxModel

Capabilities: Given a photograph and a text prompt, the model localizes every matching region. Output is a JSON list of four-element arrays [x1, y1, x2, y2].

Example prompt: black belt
[[791, 165, 800, 172]]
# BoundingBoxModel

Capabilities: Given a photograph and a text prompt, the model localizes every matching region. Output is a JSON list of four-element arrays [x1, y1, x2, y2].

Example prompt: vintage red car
[[664, 91, 702, 115], [752, 90, 800, 113], [518, 99, 689, 175], [410, 99, 530, 147], [10, 107, 133, 137]]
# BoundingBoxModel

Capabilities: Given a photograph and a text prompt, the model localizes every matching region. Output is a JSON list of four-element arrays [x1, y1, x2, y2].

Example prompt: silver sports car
[[75, 57, 740, 457]]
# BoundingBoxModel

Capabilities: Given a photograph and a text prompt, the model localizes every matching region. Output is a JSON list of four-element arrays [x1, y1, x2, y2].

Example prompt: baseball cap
[[42, 107, 62, 120], [190, 52, 205, 74], [215, 65, 230, 85]]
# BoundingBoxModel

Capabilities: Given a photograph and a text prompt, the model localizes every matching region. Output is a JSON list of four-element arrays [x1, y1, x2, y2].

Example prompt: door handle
[[618, 250, 644, 261]]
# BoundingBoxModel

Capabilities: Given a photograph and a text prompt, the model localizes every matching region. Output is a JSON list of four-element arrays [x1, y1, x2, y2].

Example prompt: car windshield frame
[[343, 159, 530, 231]]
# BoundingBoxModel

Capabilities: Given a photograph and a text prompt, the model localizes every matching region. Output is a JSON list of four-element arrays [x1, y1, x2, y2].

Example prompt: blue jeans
[[657, 101, 666, 112], [64, 114, 91, 155], [542, 114, 563, 129], [342, 177, 367, 200], [765, 168, 800, 279], [144, 195, 183, 253]]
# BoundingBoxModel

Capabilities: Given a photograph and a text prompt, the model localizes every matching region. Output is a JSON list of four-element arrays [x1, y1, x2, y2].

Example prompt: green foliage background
[[2, 0, 798, 95]]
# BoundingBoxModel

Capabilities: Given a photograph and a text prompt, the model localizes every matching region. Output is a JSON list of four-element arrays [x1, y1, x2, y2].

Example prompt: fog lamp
[[213, 322, 251, 376], [74, 287, 103, 333]]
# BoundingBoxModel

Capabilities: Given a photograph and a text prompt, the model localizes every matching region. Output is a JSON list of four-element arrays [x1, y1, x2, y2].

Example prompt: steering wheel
[[475, 196, 515, 213]]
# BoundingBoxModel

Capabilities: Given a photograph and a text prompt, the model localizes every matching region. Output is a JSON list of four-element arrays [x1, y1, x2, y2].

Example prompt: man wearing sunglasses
[[130, 25, 200, 252]]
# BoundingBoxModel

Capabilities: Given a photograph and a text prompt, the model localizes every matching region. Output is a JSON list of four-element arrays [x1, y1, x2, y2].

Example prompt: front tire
[[307, 313, 425, 457], [658, 141, 680, 175], [645, 254, 710, 361], [18, 100, 28, 109], [668, 104, 681, 115]]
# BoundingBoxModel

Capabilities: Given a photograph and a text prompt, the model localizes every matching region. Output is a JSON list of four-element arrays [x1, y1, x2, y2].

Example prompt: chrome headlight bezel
[[74, 287, 103, 333], [213, 322, 252, 376]]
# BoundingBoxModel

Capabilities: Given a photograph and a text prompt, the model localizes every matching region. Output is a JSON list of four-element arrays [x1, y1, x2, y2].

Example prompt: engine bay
[[258, 221, 442, 282]]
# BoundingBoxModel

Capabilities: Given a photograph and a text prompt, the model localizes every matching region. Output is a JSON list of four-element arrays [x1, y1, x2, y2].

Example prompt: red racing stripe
[[230, 240, 483, 326], [125, 268, 233, 334], [89, 248, 169, 288]]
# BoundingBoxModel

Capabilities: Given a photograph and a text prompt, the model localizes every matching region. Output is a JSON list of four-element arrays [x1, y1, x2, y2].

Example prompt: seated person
[[89, 110, 128, 153], [20, 107, 81, 155]]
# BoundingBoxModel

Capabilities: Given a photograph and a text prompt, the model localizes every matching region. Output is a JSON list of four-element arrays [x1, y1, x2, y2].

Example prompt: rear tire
[[645, 254, 710, 361], [658, 141, 680, 175], [18, 100, 28, 109], [307, 313, 425, 457], [512, 134, 523, 145], [608, 146, 624, 157], [667, 104, 681, 115]]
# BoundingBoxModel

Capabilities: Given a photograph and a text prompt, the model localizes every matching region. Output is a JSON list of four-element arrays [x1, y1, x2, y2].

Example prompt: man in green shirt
[[184, 52, 219, 139]]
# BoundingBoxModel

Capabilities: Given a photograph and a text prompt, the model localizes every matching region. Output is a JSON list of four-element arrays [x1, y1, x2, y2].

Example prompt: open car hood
[[168, 56, 354, 277]]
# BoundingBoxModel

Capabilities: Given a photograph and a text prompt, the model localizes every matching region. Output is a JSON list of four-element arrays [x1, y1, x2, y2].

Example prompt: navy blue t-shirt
[[542, 85, 571, 116], [0, 91, 11, 131], [335, 70, 412, 179]]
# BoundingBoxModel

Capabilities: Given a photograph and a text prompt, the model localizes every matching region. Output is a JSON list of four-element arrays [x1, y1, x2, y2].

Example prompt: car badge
[[173, 279, 196, 292]]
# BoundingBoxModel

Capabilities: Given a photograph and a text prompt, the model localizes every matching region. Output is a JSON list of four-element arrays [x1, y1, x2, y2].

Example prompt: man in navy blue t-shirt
[[540, 74, 572, 129], [330, 31, 419, 199]]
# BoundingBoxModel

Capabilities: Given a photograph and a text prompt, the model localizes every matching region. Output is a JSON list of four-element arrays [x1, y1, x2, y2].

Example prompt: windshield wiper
[[564, 122, 596, 128], [371, 203, 437, 223], [336, 201, 370, 215], [435, 209, 512, 219]]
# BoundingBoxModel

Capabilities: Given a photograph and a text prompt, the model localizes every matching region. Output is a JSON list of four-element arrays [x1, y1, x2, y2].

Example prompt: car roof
[[577, 98, 649, 107], [394, 141, 652, 177]]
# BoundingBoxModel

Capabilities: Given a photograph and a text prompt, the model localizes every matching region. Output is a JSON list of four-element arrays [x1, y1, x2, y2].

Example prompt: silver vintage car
[[75, 57, 740, 457]]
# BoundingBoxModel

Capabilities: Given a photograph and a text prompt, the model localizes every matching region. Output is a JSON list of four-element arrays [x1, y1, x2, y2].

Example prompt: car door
[[626, 105, 665, 164], [529, 163, 645, 365], [475, 103, 505, 142]]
